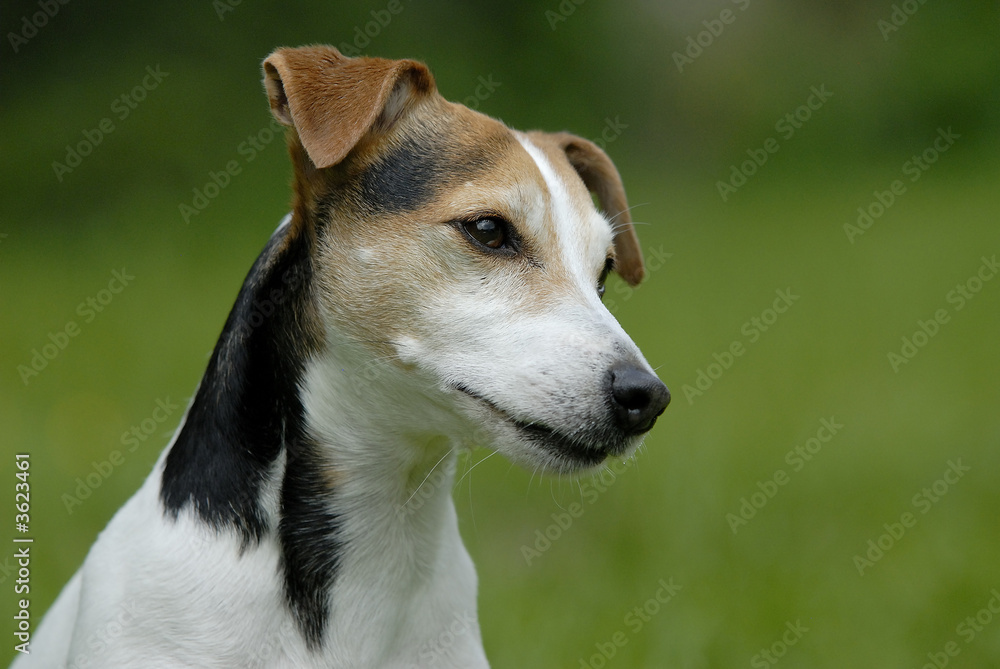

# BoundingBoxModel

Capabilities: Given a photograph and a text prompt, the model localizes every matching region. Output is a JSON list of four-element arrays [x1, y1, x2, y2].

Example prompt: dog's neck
[[160, 217, 483, 663], [298, 357, 479, 660]]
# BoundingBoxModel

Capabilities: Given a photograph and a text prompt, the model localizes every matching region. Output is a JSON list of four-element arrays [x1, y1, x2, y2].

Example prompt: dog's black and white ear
[[551, 133, 646, 286], [262, 45, 435, 169]]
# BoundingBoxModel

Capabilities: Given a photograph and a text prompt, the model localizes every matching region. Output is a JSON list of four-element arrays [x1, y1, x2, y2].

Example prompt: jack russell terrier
[[19, 45, 669, 668]]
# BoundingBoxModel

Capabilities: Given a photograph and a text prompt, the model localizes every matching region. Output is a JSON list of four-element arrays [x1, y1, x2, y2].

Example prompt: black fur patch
[[160, 222, 343, 649], [278, 435, 343, 648], [161, 225, 312, 540], [356, 131, 448, 213], [352, 124, 511, 215]]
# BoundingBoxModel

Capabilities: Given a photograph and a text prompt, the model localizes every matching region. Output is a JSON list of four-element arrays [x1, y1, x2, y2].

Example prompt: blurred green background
[[2, 0, 999, 666]]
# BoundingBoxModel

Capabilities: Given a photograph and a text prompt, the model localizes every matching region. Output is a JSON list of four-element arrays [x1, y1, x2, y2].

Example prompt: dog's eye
[[597, 257, 614, 299], [462, 217, 507, 250]]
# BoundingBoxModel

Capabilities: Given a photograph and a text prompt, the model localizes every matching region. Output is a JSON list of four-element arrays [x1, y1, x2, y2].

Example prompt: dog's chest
[[59, 453, 487, 668]]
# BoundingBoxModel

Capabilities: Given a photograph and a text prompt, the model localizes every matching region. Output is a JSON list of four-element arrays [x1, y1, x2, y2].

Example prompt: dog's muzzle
[[455, 362, 670, 468]]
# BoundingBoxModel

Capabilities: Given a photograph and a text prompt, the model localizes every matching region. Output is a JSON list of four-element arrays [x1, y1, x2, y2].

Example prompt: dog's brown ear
[[262, 45, 435, 169], [551, 134, 645, 286]]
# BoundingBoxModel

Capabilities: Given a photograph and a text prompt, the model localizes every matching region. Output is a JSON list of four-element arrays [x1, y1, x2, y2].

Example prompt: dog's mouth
[[452, 384, 620, 468], [513, 420, 610, 468]]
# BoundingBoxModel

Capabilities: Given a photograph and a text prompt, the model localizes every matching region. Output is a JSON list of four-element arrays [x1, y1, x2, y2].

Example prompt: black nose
[[609, 364, 670, 435]]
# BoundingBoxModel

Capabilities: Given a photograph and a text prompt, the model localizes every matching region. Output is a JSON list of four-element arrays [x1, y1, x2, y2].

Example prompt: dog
[[18, 45, 669, 668]]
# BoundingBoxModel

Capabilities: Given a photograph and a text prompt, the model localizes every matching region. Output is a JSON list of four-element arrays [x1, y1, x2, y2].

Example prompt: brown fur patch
[[263, 46, 434, 170]]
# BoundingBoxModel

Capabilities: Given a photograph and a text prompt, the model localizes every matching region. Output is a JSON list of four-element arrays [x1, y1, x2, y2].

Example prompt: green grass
[[3, 146, 999, 667]]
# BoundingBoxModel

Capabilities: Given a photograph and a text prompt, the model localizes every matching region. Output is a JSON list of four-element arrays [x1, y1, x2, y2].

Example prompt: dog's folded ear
[[551, 134, 646, 286], [262, 45, 435, 169]]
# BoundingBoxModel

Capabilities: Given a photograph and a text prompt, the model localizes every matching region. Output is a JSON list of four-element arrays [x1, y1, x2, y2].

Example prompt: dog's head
[[262, 45, 668, 473]]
